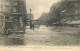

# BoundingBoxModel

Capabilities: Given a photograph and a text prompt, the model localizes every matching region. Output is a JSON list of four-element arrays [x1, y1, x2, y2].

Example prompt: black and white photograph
[[0, 0, 80, 47]]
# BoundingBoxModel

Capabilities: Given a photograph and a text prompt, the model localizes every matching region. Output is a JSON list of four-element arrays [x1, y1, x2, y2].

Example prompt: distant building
[[27, 14, 34, 25]]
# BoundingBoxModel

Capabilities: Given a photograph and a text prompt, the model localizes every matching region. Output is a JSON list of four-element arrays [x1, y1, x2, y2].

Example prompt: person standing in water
[[32, 23, 35, 30], [30, 22, 35, 30]]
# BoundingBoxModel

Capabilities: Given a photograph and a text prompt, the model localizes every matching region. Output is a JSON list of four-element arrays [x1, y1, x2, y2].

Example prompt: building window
[[75, 3, 78, 7], [12, 7, 18, 13], [12, 2, 18, 6], [5, 1, 10, 6], [19, 16, 23, 28], [75, 10, 78, 14]]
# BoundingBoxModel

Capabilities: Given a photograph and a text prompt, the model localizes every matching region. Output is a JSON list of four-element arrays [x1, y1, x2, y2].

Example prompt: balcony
[[5, 20, 15, 23], [10, 12, 21, 15]]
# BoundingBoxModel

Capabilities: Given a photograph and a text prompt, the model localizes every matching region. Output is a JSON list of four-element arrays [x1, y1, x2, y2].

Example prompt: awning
[[67, 20, 80, 24]]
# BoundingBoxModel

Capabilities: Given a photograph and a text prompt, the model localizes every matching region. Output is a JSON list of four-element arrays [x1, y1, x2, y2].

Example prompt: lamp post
[[30, 8, 32, 20], [30, 8, 32, 29]]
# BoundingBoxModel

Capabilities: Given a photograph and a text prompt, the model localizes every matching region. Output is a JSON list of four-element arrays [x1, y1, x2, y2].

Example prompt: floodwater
[[0, 25, 80, 46]]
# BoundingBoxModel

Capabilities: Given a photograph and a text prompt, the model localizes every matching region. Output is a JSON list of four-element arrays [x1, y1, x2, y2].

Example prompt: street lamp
[[30, 8, 32, 20], [30, 8, 32, 29]]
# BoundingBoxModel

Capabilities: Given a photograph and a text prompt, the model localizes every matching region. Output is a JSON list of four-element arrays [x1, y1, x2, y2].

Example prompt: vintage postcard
[[0, 0, 80, 51]]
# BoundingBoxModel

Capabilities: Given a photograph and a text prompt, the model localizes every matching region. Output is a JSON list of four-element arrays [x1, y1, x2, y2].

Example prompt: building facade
[[0, 0, 27, 35]]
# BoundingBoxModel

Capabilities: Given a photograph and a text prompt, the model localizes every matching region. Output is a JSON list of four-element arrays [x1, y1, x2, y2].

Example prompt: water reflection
[[5, 38, 24, 45], [3, 34, 25, 46]]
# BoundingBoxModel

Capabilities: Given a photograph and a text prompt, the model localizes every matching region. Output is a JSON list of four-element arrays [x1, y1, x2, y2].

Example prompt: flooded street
[[24, 25, 80, 46], [0, 25, 80, 46], [0, 34, 25, 46]]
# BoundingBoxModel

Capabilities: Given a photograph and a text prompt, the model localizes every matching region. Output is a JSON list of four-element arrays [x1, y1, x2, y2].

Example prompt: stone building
[[0, 0, 27, 35]]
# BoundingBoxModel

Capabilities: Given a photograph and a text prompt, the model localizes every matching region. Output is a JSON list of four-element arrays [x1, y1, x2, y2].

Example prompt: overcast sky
[[26, 0, 61, 19]]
